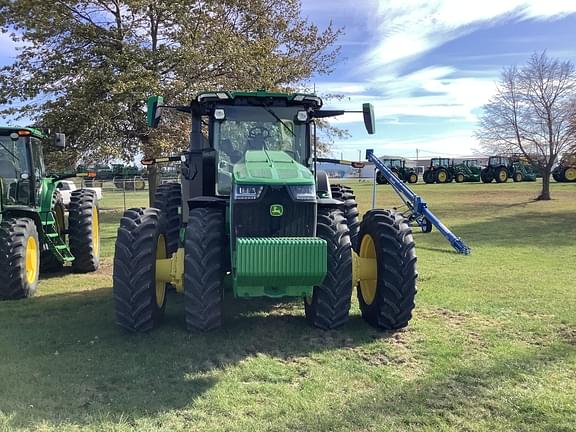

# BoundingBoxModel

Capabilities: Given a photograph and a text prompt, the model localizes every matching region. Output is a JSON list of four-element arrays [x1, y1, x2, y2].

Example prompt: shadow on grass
[[0, 288, 382, 429]]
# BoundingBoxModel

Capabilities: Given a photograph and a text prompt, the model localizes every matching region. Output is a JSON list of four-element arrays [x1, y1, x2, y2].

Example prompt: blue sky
[[1, 1, 576, 161], [301, 0, 576, 160]]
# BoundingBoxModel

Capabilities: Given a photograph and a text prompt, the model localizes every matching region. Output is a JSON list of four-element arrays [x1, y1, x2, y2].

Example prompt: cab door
[[30, 137, 46, 207]]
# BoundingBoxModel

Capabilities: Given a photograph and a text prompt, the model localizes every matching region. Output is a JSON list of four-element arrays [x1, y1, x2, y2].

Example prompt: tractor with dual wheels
[[0, 127, 100, 300], [552, 154, 576, 183], [480, 156, 537, 183], [113, 92, 417, 333], [375, 158, 418, 184]]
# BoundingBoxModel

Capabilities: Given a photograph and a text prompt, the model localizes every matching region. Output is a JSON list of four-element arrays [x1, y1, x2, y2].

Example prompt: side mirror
[[53, 133, 66, 148], [363, 103, 375, 135], [147, 95, 164, 128]]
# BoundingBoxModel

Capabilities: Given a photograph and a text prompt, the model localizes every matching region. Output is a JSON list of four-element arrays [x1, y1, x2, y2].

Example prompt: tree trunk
[[537, 169, 551, 200], [147, 164, 160, 206]]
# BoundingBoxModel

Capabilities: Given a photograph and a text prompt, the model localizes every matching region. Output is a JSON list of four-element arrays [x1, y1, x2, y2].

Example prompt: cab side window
[[30, 138, 45, 178]]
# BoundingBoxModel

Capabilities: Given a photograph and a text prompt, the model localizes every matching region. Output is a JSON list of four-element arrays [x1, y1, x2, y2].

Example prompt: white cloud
[[367, 0, 576, 69]]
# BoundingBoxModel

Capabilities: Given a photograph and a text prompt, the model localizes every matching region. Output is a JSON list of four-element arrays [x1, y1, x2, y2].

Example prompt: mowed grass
[[0, 180, 575, 431]]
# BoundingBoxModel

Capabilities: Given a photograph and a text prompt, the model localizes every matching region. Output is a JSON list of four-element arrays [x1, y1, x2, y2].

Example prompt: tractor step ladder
[[41, 212, 75, 262], [366, 149, 471, 255]]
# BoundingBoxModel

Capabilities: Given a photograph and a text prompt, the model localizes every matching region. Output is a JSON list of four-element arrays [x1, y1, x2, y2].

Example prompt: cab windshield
[[213, 105, 308, 195], [0, 135, 31, 205]]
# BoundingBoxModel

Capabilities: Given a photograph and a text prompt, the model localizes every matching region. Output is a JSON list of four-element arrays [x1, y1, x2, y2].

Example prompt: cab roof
[[195, 90, 323, 109], [0, 125, 47, 139]]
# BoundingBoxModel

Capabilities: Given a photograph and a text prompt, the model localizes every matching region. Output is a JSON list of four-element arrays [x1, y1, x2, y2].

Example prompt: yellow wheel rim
[[92, 207, 100, 257], [359, 234, 377, 305], [565, 168, 576, 181], [410, 174, 417, 182], [438, 171, 447, 182], [155, 234, 167, 308], [25, 236, 38, 285], [499, 171, 507, 181]]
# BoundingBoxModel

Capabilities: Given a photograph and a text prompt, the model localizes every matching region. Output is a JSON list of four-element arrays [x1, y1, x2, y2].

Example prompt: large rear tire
[[113, 208, 168, 332], [495, 168, 508, 183], [357, 210, 417, 330], [69, 189, 100, 273], [152, 182, 182, 255], [564, 167, 576, 182], [304, 207, 353, 329], [330, 184, 360, 251], [435, 168, 449, 184], [184, 207, 225, 332], [480, 168, 493, 183], [423, 170, 435, 184], [0, 218, 40, 300]]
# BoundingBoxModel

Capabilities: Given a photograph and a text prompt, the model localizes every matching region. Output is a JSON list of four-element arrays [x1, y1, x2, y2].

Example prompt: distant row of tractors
[[376, 155, 576, 184]]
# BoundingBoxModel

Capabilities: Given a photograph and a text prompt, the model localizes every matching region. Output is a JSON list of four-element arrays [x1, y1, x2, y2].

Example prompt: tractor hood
[[233, 150, 314, 185]]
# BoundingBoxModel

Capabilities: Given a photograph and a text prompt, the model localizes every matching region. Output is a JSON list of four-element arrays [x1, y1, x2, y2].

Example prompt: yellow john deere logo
[[270, 204, 284, 217]]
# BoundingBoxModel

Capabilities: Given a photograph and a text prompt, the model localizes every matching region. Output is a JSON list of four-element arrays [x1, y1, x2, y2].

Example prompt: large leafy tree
[[0, 0, 341, 171], [476, 52, 576, 200]]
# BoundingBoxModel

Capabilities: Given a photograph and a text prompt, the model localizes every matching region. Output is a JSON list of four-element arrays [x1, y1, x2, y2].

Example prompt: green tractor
[[423, 158, 454, 184], [451, 159, 481, 183], [375, 157, 418, 184], [113, 91, 417, 332], [0, 127, 100, 299], [552, 154, 576, 183], [480, 156, 536, 183]]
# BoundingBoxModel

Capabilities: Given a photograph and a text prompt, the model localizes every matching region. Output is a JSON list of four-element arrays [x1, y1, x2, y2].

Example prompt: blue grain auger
[[366, 149, 471, 255]]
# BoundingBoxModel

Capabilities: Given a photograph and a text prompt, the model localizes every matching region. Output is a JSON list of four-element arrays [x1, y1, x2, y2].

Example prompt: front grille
[[232, 186, 316, 238]]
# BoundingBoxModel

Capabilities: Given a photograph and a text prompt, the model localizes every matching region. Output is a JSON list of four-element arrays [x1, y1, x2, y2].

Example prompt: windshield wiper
[[0, 141, 20, 162], [263, 107, 296, 138]]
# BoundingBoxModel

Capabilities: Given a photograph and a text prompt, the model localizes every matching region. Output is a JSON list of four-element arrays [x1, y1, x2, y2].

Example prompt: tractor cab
[[488, 156, 510, 167], [430, 158, 450, 168], [0, 127, 63, 209], [381, 158, 404, 169]]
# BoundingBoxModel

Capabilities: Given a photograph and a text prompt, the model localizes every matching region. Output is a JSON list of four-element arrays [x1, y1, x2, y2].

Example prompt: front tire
[[407, 173, 418, 184], [455, 173, 465, 183], [69, 189, 100, 273], [304, 207, 353, 329], [376, 171, 387, 184], [513, 172, 523, 182], [184, 207, 226, 332], [357, 210, 417, 330], [113, 208, 168, 332], [0, 218, 40, 300]]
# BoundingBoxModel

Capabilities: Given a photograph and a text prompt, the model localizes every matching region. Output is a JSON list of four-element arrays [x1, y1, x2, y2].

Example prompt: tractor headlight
[[288, 184, 316, 201], [234, 184, 264, 200]]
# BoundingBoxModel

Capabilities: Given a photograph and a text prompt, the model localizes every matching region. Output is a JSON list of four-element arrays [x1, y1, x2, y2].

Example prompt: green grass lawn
[[1, 181, 575, 431]]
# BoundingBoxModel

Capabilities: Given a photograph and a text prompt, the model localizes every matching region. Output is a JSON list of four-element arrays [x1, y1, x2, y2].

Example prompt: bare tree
[[476, 52, 576, 200]]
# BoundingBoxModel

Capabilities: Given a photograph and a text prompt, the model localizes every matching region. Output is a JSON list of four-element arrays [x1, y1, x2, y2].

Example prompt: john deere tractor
[[452, 159, 481, 183], [375, 157, 418, 184], [480, 156, 536, 183], [113, 91, 417, 332], [552, 154, 576, 182], [0, 127, 100, 300], [423, 158, 453, 184]]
